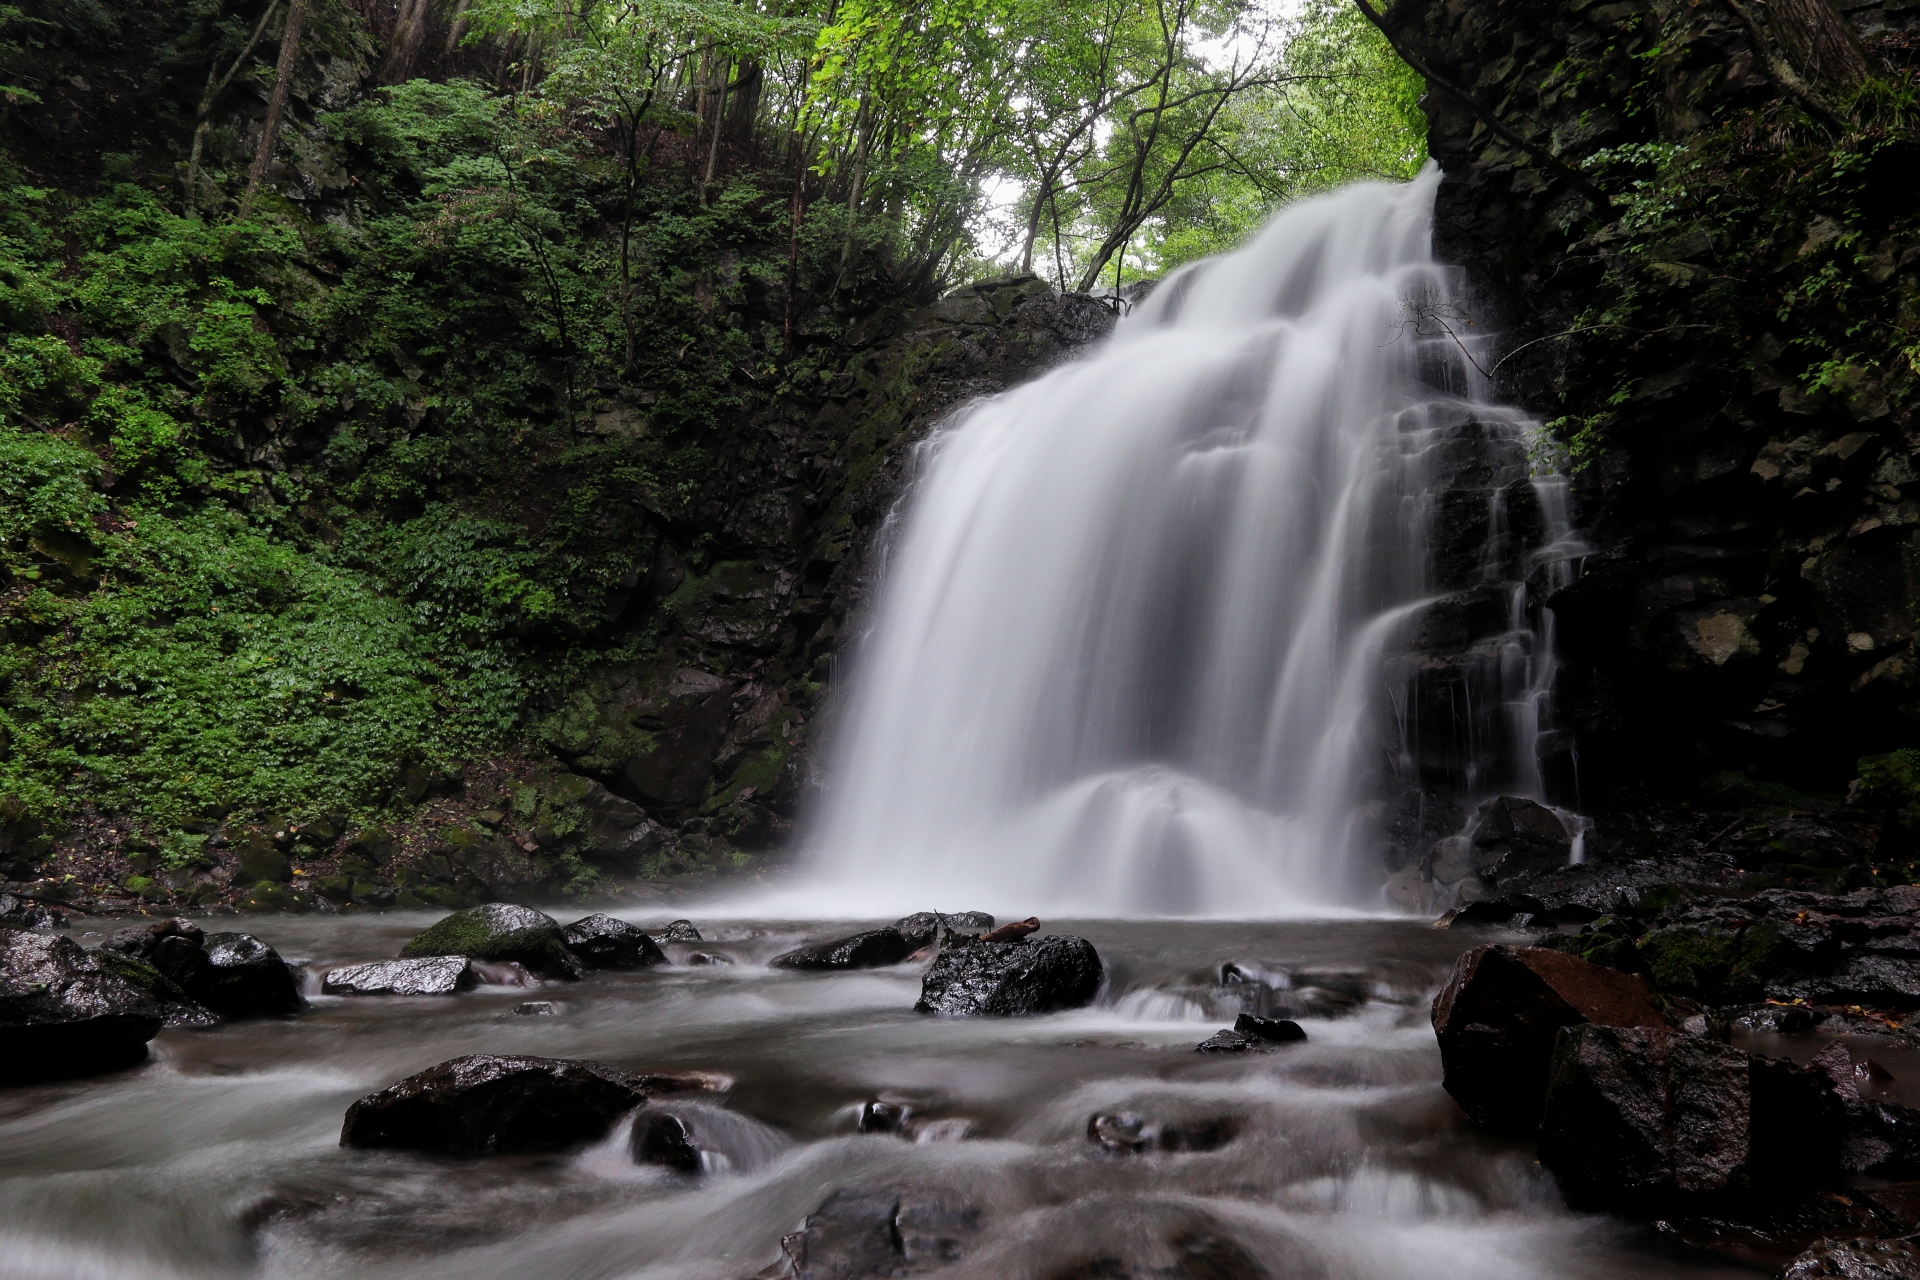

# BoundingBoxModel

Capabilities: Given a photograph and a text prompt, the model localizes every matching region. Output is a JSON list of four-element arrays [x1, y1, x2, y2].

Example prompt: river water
[[1, 912, 1749, 1280]]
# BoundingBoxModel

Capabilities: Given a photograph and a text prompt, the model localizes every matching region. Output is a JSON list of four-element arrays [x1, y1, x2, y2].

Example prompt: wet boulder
[[340, 1053, 721, 1156], [893, 912, 996, 950], [1195, 1014, 1307, 1053], [0, 892, 64, 930], [1780, 1236, 1920, 1280], [400, 903, 584, 981], [1537, 1024, 1845, 1217], [629, 1100, 791, 1175], [915, 934, 1102, 1016], [771, 928, 911, 971], [1432, 944, 1670, 1135], [1, 930, 165, 1084], [89, 949, 218, 1028], [562, 914, 668, 970], [654, 919, 701, 943], [778, 1186, 983, 1280], [196, 933, 306, 1016], [1471, 796, 1572, 883], [322, 956, 479, 997]]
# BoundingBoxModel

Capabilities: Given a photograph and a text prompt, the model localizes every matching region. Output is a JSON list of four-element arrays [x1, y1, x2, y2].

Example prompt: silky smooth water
[[0, 913, 1746, 1280], [806, 168, 1576, 918]]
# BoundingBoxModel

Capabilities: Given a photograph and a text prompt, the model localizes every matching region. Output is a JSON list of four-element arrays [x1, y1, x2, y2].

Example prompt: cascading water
[[808, 167, 1580, 917]]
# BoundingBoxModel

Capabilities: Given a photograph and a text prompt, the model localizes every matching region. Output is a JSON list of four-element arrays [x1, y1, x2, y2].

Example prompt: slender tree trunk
[[380, 0, 431, 84], [703, 56, 730, 195], [443, 0, 472, 56], [243, 0, 311, 208], [183, 0, 282, 213]]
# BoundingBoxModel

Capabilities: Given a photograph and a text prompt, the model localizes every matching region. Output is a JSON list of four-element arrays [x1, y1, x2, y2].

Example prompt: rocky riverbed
[[5, 905, 1881, 1280]]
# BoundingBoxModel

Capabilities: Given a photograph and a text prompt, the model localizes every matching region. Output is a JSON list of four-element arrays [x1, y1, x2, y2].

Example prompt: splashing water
[[807, 167, 1575, 918]]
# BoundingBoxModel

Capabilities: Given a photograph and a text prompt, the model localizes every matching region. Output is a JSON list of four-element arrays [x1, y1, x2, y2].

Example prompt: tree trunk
[[443, 0, 472, 57], [183, 0, 282, 212], [1764, 0, 1872, 102], [380, 0, 430, 85], [243, 0, 311, 207]]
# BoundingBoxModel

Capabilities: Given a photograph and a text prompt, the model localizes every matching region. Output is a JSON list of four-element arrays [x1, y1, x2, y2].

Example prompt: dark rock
[[859, 1100, 910, 1134], [1471, 796, 1572, 883], [400, 903, 584, 981], [0, 893, 63, 930], [148, 933, 212, 993], [941, 912, 994, 935], [100, 916, 204, 961], [341, 1053, 718, 1155], [655, 919, 701, 943], [561, 914, 668, 970], [196, 933, 306, 1016], [322, 957, 479, 996], [915, 934, 1102, 1016], [779, 1186, 983, 1280], [514, 1000, 555, 1016], [770, 927, 911, 971], [0, 930, 164, 1084], [1781, 1236, 1920, 1279], [687, 951, 732, 966], [1432, 944, 1670, 1135], [1538, 1025, 1845, 1216], [1195, 1015, 1307, 1054], [894, 913, 942, 950], [88, 949, 218, 1028], [632, 1110, 701, 1172]]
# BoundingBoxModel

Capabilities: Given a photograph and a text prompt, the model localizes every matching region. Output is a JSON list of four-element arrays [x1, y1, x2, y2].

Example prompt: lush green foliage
[[0, 0, 1429, 851]]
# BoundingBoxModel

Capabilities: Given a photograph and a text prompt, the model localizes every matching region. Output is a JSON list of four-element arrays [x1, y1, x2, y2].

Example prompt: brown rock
[[979, 917, 1039, 943], [1432, 944, 1670, 1134]]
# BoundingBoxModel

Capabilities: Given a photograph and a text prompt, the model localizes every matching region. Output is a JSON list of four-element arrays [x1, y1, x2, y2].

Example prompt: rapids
[[0, 912, 1749, 1279]]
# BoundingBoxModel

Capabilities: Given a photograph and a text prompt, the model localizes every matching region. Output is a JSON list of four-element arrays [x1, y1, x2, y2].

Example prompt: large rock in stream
[[100, 919, 305, 1018], [771, 928, 911, 971], [323, 956, 479, 996], [1432, 944, 1670, 1135], [340, 1053, 724, 1155], [915, 934, 1102, 1016], [400, 903, 584, 980], [1, 930, 165, 1083], [562, 914, 668, 970], [1538, 1024, 1846, 1218]]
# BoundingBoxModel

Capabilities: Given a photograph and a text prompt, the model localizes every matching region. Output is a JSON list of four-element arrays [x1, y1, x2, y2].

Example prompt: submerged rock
[[1432, 944, 1670, 1135], [779, 1186, 984, 1280], [630, 1100, 790, 1175], [1780, 1236, 1920, 1280], [1087, 1110, 1238, 1155], [400, 903, 584, 981], [1538, 1024, 1844, 1217], [771, 928, 911, 971], [0, 930, 165, 1084], [1195, 1014, 1307, 1053], [916, 934, 1102, 1016], [323, 956, 479, 997], [340, 1053, 722, 1156], [562, 914, 668, 970]]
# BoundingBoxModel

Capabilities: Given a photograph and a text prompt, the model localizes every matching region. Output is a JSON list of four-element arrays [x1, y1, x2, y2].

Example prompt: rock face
[[770, 928, 911, 971], [323, 957, 479, 997], [400, 903, 584, 980], [778, 1186, 984, 1280], [0, 930, 165, 1083], [1538, 1024, 1845, 1217], [1469, 797, 1571, 884], [1432, 944, 1670, 1135], [1781, 1236, 1920, 1280], [340, 1054, 712, 1155], [562, 914, 668, 970], [915, 934, 1102, 1016]]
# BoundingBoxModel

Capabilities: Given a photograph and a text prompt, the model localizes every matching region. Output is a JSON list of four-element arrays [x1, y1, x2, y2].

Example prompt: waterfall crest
[[807, 168, 1576, 917]]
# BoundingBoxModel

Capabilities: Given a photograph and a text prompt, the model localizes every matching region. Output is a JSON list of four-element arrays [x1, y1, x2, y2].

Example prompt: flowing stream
[[0, 912, 1758, 1280], [808, 167, 1580, 918]]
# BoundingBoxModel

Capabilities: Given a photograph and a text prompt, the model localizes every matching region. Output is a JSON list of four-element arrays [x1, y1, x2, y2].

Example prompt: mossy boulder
[[400, 903, 584, 980]]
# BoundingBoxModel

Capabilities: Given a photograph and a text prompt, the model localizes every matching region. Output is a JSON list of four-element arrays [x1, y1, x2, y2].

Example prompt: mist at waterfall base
[[792, 166, 1577, 920]]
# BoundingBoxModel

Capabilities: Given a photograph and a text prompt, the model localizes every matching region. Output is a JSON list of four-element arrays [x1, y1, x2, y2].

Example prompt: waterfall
[[806, 168, 1579, 917]]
